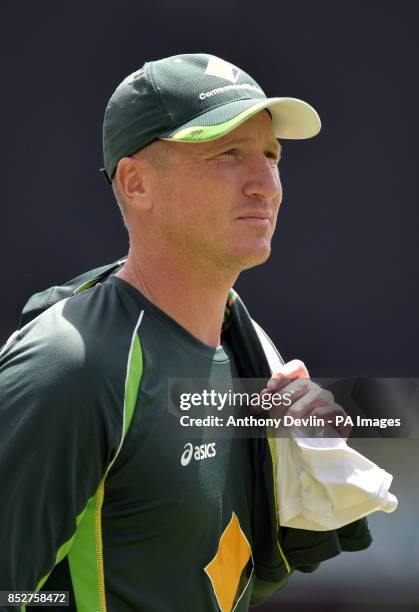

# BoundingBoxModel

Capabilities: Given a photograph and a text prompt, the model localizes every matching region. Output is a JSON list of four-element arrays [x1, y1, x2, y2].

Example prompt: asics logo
[[180, 442, 216, 466]]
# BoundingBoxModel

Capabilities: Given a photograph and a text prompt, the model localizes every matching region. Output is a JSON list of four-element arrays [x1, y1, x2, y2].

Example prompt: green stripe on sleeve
[[21, 507, 89, 612], [66, 319, 144, 611], [123, 333, 143, 437], [67, 489, 105, 612]]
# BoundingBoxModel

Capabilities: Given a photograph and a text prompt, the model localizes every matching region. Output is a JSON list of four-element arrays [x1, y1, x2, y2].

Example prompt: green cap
[[102, 53, 321, 183]]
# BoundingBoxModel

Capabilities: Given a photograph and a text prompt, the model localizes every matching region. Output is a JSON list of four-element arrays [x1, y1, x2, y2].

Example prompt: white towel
[[251, 319, 398, 532], [274, 433, 398, 531]]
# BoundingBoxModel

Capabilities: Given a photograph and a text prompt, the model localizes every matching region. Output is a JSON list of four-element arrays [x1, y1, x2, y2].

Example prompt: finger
[[256, 379, 320, 419], [253, 380, 307, 417], [257, 366, 314, 417], [280, 379, 330, 409], [286, 385, 326, 419], [267, 359, 310, 390], [251, 389, 272, 415], [281, 382, 335, 422]]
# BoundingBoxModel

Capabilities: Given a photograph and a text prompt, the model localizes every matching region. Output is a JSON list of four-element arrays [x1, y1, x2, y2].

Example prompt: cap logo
[[204, 56, 240, 83]]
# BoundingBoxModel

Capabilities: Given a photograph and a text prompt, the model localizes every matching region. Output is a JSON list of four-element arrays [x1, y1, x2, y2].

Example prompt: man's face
[[145, 110, 282, 274]]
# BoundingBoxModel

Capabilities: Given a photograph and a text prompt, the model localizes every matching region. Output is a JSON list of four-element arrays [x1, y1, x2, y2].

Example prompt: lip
[[236, 217, 271, 225], [236, 212, 272, 224], [237, 209, 272, 221]]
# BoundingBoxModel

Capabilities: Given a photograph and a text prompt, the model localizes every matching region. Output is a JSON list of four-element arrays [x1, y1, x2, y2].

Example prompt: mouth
[[236, 218, 270, 227], [236, 211, 272, 225], [236, 207, 273, 218]]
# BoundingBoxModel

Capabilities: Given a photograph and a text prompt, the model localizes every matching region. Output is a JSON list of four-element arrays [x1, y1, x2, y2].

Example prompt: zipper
[[95, 479, 107, 612]]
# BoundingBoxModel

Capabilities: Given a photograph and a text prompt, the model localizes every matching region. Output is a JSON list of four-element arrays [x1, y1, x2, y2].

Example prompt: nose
[[242, 155, 282, 203]]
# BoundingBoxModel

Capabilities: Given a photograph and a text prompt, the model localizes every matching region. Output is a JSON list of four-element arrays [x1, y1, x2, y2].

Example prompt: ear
[[115, 157, 153, 211]]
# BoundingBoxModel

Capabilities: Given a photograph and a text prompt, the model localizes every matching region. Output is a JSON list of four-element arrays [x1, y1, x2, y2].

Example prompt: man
[[0, 54, 372, 612]]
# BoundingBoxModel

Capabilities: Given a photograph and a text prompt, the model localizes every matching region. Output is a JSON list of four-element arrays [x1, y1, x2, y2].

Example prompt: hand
[[258, 359, 351, 440]]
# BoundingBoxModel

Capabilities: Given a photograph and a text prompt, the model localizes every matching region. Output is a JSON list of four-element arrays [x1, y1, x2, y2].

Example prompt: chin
[[232, 243, 272, 271]]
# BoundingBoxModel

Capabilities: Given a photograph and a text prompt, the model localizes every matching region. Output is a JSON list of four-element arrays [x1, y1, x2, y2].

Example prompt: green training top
[[1, 276, 274, 611], [0, 271, 373, 612]]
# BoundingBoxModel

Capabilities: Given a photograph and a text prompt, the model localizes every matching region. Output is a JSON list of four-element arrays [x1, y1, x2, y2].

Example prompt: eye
[[213, 148, 241, 162], [219, 148, 237, 156], [265, 151, 280, 166]]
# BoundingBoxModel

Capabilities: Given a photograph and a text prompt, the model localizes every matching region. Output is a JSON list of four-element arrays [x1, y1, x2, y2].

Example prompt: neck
[[116, 246, 238, 348]]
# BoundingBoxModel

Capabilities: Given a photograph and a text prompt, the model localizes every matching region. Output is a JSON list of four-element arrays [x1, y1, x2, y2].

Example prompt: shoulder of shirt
[[2, 281, 140, 386], [0, 284, 131, 460]]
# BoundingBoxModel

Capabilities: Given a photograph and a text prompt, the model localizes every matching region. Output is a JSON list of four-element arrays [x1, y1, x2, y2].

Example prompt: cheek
[[275, 174, 283, 207], [160, 180, 213, 232], [184, 171, 238, 218], [157, 164, 241, 233]]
